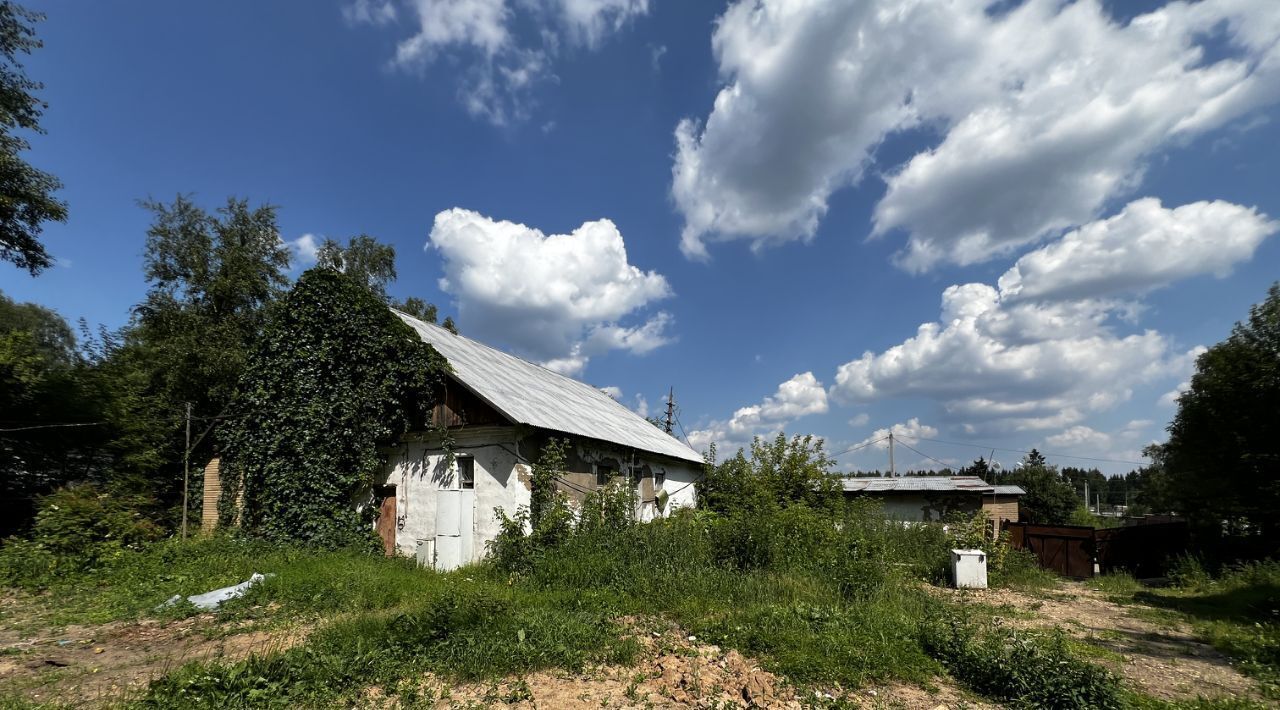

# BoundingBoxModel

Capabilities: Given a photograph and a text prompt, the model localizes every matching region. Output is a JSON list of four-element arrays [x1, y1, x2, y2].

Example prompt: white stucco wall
[[380, 427, 527, 562], [379, 428, 701, 567]]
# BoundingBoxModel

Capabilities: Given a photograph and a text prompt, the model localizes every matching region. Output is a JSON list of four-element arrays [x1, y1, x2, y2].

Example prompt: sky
[[4, 0, 1280, 475]]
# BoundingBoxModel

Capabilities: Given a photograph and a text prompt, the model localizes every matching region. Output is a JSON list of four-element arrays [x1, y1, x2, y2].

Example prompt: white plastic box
[[951, 549, 988, 589]]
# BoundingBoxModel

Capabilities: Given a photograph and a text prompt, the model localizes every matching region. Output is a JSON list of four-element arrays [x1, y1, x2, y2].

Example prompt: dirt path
[[943, 582, 1260, 703], [0, 611, 309, 707]]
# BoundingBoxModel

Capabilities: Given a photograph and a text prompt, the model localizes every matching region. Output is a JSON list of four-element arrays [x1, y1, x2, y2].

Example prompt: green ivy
[[219, 269, 449, 548]]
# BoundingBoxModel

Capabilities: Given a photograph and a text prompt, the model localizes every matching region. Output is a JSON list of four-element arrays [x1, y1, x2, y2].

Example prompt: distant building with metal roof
[[376, 310, 702, 572], [840, 476, 1024, 527]]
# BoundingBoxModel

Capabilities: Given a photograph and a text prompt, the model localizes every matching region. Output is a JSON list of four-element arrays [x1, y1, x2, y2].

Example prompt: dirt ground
[[0, 597, 309, 707], [939, 581, 1263, 703], [364, 620, 991, 709], [2, 580, 1264, 708]]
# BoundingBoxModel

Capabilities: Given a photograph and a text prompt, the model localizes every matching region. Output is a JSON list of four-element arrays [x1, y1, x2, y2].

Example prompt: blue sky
[[4, 0, 1279, 475]]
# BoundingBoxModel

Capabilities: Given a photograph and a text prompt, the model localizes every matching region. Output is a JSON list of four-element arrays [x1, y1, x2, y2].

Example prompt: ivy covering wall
[[219, 269, 449, 547]]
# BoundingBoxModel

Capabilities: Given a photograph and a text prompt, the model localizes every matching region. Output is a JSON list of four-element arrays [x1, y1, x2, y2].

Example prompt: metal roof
[[840, 476, 1024, 495], [395, 310, 703, 464]]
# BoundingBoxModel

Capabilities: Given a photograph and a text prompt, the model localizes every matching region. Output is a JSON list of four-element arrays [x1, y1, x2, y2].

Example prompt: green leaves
[[1164, 282, 1280, 543], [0, 2, 67, 276], [220, 268, 448, 548]]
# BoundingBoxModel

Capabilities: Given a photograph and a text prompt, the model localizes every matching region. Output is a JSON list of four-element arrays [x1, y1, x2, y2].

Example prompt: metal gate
[[1005, 521, 1188, 578], [1005, 523, 1096, 578]]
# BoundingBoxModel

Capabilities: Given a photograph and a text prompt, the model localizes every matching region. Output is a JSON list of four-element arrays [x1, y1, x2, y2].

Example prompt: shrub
[[922, 608, 1124, 709], [1169, 554, 1213, 589], [0, 485, 162, 586]]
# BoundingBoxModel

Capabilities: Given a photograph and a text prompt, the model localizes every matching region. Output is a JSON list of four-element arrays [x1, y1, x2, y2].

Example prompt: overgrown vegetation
[[922, 607, 1124, 709], [119, 433, 1087, 707], [219, 269, 450, 548]]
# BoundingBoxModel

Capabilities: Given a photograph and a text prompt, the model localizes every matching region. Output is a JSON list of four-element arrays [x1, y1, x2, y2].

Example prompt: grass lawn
[[3, 513, 1278, 708]]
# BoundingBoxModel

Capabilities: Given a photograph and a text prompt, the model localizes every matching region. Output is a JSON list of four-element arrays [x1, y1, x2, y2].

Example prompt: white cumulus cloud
[[856, 418, 939, 451], [284, 233, 320, 267], [831, 282, 1178, 433], [688, 372, 828, 454], [343, 0, 398, 26], [428, 208, 673, 376], [673, 0, 1280, 265], [349, 0, 647, 125], [999, 198, 1277, 302]]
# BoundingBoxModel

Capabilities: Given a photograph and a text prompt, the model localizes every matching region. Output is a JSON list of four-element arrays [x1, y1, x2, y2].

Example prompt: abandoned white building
[[377, 311, 703, 570]]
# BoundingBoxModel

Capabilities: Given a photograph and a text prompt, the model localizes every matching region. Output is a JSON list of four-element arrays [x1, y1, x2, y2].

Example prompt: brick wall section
[[201, 457, 221, 534]]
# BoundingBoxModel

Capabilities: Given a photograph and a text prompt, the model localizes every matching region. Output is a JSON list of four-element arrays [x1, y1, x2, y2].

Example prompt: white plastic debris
[[160, 573, 275, 611]]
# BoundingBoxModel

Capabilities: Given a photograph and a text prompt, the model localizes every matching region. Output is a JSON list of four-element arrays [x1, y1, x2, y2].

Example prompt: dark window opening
[[596, 465, 612, 487], [629, 467, 643, 486], [459, 457, 475, 490], [655, 469, 666, 487]]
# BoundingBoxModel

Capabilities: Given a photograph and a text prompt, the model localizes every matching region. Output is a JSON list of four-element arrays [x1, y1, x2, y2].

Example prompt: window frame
[[458, 455, 475, 490]]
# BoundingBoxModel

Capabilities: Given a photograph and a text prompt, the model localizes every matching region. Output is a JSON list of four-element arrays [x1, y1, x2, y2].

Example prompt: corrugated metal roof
[[840, 476, 1023, 495], [993, 485, 1026, 496], [395, 310, 703, 464]]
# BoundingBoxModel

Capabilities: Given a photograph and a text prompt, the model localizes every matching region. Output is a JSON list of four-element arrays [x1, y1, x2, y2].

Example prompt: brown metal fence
[[1004, 521, 1188, 579]]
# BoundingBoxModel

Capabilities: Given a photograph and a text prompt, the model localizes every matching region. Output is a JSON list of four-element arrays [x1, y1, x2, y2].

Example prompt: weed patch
[[921, 608, 1125, 709]]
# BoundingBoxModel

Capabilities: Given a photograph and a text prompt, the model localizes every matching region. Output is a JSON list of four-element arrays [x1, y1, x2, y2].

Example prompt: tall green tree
[[0, 291, 110, 534], [1004, 453, 1078, 525], [315, 234, 448, 327], [316, 235, 397, 298], [1163, 282, 1280, 543], [0, 2, 66, 275], [698, 434, 839, 515], [101, 195, 289, 511]]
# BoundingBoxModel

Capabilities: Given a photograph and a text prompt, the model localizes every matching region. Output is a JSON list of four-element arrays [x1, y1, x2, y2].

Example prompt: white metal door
[[434, 489, 475, 571]]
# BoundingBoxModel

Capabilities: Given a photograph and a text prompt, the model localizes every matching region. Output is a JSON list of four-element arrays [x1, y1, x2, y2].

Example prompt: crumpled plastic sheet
[[159, 572, 275, 611]]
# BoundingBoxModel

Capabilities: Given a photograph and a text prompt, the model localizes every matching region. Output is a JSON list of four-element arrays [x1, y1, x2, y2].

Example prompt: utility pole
[[1084, 480, 1089, 514], [663, 387, 675, 435], [888, 431, 895, 477], [182, 402, 191, 540]]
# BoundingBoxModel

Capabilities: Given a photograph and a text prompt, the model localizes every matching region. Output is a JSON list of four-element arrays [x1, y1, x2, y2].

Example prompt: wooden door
[[375, 486, 396, 557]]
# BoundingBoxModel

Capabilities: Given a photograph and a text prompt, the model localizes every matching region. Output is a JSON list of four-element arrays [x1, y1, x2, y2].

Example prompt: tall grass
[[0, 534, 444, 624], [4, 500, 1127, 708]]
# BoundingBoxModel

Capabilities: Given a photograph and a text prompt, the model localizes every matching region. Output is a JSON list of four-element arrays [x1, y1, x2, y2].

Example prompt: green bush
[[1169, 554, 1213, 589], [922, 609, 1124, 709], [0, 485, 162, 586]]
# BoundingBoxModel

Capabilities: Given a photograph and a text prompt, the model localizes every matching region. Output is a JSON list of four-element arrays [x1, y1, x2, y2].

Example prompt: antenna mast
[[663, 387, 675, 434]]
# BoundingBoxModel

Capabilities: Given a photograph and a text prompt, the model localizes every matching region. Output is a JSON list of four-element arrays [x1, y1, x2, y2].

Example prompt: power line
[[0, 421, 108, 433], [831, 436, 888, 458], [893, 438, 953, 470]]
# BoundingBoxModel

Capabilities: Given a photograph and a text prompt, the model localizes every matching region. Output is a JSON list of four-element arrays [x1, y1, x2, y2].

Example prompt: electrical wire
[[0, 421, 109, 433], [892, 438, 953, 470], [830, 435, 888, 458]]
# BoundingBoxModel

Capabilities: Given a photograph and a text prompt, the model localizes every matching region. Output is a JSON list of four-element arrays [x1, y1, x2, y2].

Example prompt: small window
[[654, 469, 666, 487], [596, 465, 612, 487], [458, 457, 475, 490], [629, 467, 644, 486]]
